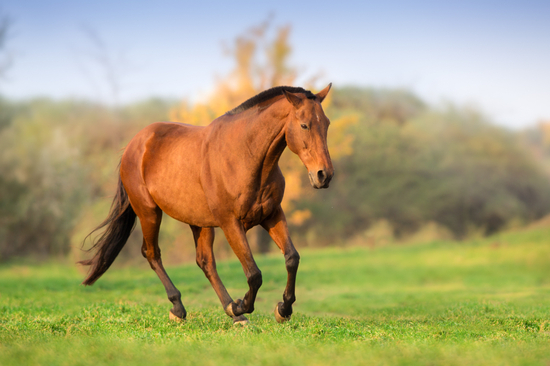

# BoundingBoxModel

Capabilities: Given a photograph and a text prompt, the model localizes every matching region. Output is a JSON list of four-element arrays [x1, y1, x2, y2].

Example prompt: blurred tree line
[[299, 89, 550, 245], [1, 21, 549, 262]]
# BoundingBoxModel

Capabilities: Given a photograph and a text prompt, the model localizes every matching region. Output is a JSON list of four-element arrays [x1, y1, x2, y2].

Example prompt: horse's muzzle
[[308, 169, 334, 189]]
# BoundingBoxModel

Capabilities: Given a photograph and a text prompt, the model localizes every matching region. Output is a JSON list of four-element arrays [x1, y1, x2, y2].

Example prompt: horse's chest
[[238, 185, 283, 229], [239, 201, 274, 230]]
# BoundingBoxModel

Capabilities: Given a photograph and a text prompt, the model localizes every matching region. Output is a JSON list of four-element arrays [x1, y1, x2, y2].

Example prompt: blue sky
[[1, 0, 549, 128]]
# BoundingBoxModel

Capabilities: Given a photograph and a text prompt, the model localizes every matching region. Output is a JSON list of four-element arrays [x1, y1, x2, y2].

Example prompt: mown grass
[[1, 227, 550, 365]]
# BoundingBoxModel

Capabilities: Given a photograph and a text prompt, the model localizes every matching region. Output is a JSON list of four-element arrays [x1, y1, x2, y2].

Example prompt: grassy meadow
[[1, 226, 550, 365]]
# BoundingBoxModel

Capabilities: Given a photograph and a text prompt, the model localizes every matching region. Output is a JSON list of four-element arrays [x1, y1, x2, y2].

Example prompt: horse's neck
[[251, 109, 288, 167], [229, 107, 289, 175]]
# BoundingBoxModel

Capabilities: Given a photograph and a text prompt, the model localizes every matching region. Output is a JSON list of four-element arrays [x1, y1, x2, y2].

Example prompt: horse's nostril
[[317, 170, 326, 183]]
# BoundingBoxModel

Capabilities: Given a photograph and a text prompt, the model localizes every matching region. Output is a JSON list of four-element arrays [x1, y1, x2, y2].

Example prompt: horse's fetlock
[[242, 298, 255, 314], [283, 293, 296, 305], [168, 289, 181, 303]]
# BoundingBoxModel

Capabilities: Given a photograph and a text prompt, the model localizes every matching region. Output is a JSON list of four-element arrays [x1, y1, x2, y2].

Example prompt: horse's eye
[[300, 124, 308, 130]]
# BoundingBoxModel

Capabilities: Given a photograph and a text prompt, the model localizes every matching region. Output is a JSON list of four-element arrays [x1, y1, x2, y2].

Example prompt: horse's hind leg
[[138, 207, 186, 320], [190, 225, 248, 324]]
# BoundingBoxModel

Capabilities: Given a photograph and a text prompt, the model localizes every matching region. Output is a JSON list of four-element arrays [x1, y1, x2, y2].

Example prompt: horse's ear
[[283, 90, 303, 109], [315, 83, 332, 103]]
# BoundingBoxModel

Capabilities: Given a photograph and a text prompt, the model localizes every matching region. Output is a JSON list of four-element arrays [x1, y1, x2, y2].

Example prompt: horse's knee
[[285, 251, 300, 271], [247, 270, 263, 290]]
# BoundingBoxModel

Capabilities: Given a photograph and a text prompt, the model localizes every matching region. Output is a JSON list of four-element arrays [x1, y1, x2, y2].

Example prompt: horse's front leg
[[221, 220, 262, 317], [261, 206, 300, 323]]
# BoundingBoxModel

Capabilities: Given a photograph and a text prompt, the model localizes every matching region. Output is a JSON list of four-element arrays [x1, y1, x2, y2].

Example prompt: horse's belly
[[146, 160, 218, 227], [154, 189, 217, 227]]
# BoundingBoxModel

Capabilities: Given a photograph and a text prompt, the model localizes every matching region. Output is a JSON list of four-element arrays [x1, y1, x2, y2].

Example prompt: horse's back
[[121, 122, 217, 227], [122, 122, 204, 175]]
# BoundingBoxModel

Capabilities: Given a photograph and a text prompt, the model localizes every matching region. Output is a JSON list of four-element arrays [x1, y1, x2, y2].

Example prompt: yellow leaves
[[280, 155, 314, 227], [288, 209, 312, 226], [280, 167, 304, 211], [266, 25, 295, 87], [169, 102, 214, 126], [539, 120, 550, 148], [328, 113, 359, 159]]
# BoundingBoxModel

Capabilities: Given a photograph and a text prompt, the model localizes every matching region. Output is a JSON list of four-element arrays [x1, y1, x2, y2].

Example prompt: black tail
[[79, 174, 136, 285]]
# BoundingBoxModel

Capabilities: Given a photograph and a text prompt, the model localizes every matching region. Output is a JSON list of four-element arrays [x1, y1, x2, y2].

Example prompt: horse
[[79, 84, 334, 324]]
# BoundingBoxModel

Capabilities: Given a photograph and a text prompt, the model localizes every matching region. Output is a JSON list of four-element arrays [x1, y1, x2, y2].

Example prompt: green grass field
[[1, 227, 550, 365]]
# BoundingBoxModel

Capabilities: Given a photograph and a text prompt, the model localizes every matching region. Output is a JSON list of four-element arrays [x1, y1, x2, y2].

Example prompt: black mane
[[226, 86, 316, 116]]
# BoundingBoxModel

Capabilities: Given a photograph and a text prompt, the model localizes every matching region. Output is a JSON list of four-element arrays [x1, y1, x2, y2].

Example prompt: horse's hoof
[[274, 302, 291, 323], [233, 315, 249, 326], [169, 310, 184, 322]]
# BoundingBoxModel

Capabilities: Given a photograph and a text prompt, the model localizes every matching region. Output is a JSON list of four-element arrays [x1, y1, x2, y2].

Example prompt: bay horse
[[80, 84, 334, 324]]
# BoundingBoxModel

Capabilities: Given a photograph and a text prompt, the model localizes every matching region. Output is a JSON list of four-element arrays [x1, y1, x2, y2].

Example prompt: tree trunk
[[257, 228, 272, 254]]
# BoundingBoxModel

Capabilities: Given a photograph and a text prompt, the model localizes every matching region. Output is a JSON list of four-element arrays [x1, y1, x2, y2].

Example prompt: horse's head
[[284, 84, 334, 189]]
